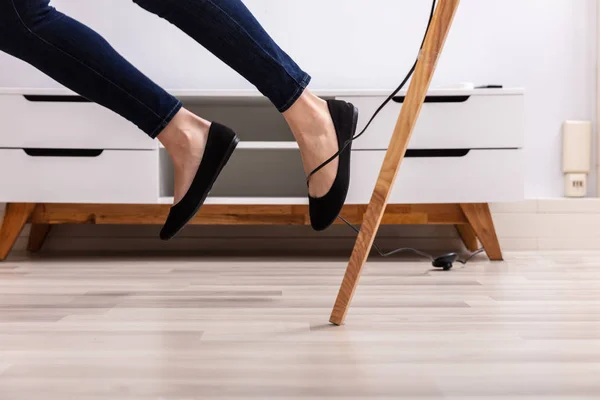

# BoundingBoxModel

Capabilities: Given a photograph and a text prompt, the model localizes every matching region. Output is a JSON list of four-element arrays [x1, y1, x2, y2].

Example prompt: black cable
[[338, 216, 434, 260], [455, 248, 485, 265], [307, 0, 437, 183], [337, 215, 484, 266]]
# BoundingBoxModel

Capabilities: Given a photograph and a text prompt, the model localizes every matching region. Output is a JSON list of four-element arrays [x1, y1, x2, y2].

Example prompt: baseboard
[[2, 199, 598, 253], [491, 198, 600, 250]]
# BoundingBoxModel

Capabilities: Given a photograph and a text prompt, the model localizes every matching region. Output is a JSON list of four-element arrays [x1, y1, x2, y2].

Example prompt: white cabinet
[[0, 88, 525, 205]]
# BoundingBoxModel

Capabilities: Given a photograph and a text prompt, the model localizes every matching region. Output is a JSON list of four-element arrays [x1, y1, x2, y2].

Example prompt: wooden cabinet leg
[[28, 224, 52, 253], [328, 0, 461, 326], [456, 224, 479, 252], [0, 203, 36, 261], [460, 203, 503, 261]]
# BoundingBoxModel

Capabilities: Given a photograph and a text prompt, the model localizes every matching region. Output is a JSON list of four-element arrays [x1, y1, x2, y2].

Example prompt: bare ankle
[[158, 108, 211, 154], [283, 90, 330, 142]]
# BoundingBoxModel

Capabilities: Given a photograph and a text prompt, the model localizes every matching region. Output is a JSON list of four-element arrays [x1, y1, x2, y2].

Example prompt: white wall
[[0, 0, 596, 198]]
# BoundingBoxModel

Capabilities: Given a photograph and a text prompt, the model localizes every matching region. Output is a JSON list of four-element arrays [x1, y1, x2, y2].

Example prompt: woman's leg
[[133, 0, 339, 197], [0, 0, 338, 200], [0, 0, 183, 137], [0, 0, 211, 203]]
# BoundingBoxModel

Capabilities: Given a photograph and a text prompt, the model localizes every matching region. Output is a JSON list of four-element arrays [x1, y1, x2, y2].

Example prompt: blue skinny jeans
[[0, 0, 311, 138]]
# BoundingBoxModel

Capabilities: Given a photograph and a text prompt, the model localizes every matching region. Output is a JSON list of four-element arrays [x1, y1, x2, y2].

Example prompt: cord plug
[[432, 253, 459, 271]]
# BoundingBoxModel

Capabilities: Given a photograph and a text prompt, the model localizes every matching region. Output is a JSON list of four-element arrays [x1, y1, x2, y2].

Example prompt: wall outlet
[[565, 173, 587, 197]]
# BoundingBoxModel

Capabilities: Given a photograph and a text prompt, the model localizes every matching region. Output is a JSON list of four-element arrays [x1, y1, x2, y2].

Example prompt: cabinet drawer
[[0, 149, 158, 204], [347, 149, 524, 204], [0, 94, 154, 150], [338, 92, 524, 150]]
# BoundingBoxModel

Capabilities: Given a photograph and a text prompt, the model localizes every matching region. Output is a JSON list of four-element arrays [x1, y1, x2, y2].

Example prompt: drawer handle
[[23, 95, 90, 103], [405, 149, 470, 158], [392, 95, 470, 104], [23, 149, 103, 158]]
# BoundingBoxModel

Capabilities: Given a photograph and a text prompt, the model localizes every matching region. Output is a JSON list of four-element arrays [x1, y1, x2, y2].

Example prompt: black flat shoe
[[308, 100, 359, 231], [160, 123, 239, 240]]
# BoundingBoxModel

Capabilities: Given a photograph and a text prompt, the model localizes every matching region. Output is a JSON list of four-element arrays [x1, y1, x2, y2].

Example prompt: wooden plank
[[329, 0, 462, 326], [30, 203, 467, 226], [460, 203, 503, 261], [410, 204, 467, 224], [0, 203, 35, 261]]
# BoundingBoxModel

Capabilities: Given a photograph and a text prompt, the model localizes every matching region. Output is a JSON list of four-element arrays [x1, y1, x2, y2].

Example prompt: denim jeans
[[0, 0, 311, 138]]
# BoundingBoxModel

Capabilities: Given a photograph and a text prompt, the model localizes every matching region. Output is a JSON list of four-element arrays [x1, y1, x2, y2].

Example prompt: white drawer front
[[0, 94, 155, 150], [338, 93, 525, 150], [347, 149, 524, 204], [0, 149, 158, 204]]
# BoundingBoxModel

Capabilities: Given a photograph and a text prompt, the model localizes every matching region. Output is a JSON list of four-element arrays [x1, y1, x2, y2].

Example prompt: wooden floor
[[1, 252, 599, 399]]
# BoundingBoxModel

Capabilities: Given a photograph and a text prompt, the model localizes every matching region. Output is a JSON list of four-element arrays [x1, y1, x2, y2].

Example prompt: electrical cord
[[338, 216, 434, 259], [456, 248, 485, 265], [338, 216, 485, 270], [306, 0, 437, 183]]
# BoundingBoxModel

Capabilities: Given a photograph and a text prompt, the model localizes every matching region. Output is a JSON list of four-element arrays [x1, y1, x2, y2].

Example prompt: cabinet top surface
[[0, 87, 525, 97]]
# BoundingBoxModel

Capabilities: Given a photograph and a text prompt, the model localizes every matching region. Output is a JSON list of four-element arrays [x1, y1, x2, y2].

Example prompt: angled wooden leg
[[28, 224, 52, 253], [456, 224, 479, 252], [460, 203, 503, 261], [0, 203, 36, 261], [329, 0, 461, 326]]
